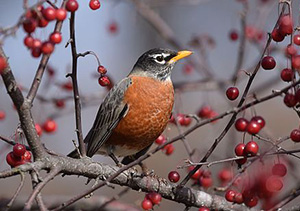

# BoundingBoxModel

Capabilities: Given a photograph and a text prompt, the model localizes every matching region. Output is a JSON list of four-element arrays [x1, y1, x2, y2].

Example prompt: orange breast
[[105, 76, 174, 154]]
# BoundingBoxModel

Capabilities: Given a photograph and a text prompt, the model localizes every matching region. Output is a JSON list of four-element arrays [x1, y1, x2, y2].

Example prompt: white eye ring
[[151, 53, 170, 65]]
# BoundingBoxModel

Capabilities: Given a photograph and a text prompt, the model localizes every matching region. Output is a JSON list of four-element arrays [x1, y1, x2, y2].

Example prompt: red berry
[[236, 157, 247, 165], [23, 151, 31, 161], [261, 56, 276, 70], [6, 152, 16, 167], [32, 39, 42, 49], [251, 116, 265, 129], [234, 192, 244, 204], [35, 123, 43, 136], [197, 105, 212, 118], [225, 190, 236, 202], [155, 135, 166, 145], [285, 45, 297, 56], [13, 144, 26, 158], [23, 18, 37, 33], [0, 110, 6, 120], [234, 144, 248, 164], [49, 32, 62, 44], [279, 15, 293, 36], [41, 41, 55, 54], [56, 8, 67, 21], [43, 119, 57, 133], [235, 143, 245, 156], [165, 144, 174, 155], [62, 81, 73, 91], [168, 171, 180, 183], [188, 166, 202, 180], [108, 21, 118, 34], [38, 17, 48, 28], [89, 0, 101, 10], [245, 25, 256, 40], [6, 152, 21, 167], [66, 0, 79, 12], [292, 55, 300, 70], [98, 76, 111, 87], [199, 207, 210, 211], [147, 192, 162, 205], [0, 57, 7, 73], [244, 141, 259, 156], [55, 99, 65, 108], [182, 64, 193, 74], [280, 68, 294, 82], [284, 93, 297, 107], [229, 30, 238, 41], [97, 65, 107, 74], [42, 7, 56, 21], [199, 176, 213, 188], [177, 114, 192, 126], [235, 118, 248, 132], [290, 129, 300, 142], [226, 87, 239, 101], [247, 120, 261, 135], [31, 48, 42, 58], [272, 163, 287, 177], [244, 195, 258, 208], [294, 34, 300, 45], [24, 35, 34, 48], [271, 28, 285, 42], [218, 168, 232, 182], [141, 199, 152, 210], [266, 176, 283, 192]]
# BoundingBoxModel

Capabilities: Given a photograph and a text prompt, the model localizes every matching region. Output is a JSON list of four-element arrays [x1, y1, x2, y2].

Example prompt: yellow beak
[[168, 50, 193, 64]]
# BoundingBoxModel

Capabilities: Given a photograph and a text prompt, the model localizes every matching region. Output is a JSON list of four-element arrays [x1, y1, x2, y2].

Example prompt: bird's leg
[[107, 146, 122, 167], [109, 153, 122, 167], [139, 162, 154, 177]]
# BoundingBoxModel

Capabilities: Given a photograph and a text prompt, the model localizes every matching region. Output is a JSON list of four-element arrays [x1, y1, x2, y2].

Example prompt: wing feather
[[85, 77, 132, 157]]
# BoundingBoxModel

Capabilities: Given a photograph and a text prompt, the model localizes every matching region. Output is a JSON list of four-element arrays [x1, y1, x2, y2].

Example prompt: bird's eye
[[156, 55, 164, 62]]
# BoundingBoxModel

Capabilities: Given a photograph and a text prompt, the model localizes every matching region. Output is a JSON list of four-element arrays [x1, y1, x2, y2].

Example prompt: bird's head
[[130, 48, 192, 80]]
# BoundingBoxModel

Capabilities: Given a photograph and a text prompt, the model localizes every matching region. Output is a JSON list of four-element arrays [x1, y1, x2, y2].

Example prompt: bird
[[70, 48, 192, 165]]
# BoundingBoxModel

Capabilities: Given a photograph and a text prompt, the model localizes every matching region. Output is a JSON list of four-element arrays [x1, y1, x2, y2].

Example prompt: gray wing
[[85, 77, 132, 157]]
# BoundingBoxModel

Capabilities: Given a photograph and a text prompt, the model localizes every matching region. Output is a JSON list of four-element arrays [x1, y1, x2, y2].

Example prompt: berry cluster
[[187, 167, 213, 189], [97, 65, 111, 87], [271, 15, 293, 42], [141, 192, 162, 210], [169, 113, 192, 126], [234, 141, 259, 165], [23, 5, 67, 58], [245, 25, 264, 42], [154, 135, 174, 155], [33, 119, 57, 137], [235, 116, 265, 135], [197, 105, 218, 123], [224, 162, 287, 209], [6, 144, 32, 167]]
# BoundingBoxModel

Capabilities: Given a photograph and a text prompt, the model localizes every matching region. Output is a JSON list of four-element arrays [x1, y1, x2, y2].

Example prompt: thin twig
[[5, 173, 25, 211], [67, 11, 86, 157], [24, 168, 61, 211]]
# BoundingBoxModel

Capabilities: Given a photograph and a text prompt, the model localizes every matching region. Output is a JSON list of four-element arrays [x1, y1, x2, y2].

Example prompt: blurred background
[[0, 0, 300, 210]]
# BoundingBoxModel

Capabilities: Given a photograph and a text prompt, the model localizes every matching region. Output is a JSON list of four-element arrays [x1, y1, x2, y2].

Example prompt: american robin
[[70, 48, 192, 165]]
